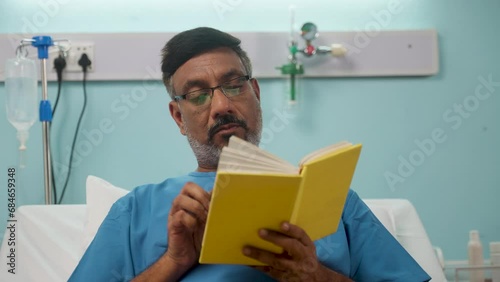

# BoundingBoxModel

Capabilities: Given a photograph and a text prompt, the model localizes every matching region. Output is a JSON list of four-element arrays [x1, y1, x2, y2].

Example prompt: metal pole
[[32, 35, 54, 205], [40, 58, 52, 205]]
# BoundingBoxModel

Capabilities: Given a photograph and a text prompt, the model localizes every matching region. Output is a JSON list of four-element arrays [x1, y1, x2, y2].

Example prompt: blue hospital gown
[[69, 171, 431, 281]]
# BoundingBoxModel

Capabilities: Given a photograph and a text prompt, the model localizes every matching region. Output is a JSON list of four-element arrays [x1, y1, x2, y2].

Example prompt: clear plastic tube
[[19, 149, 26, 169], [17, 130, 29, 169]]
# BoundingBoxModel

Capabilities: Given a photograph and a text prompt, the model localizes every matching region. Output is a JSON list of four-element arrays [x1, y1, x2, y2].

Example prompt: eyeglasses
[[174, 75, 251, 107]]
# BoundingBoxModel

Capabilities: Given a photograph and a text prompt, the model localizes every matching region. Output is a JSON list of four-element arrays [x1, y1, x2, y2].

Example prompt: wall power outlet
[[55, 42, 95, 72]]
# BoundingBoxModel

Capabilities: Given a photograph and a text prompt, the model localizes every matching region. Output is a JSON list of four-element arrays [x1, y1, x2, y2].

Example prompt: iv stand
[[18, 36, 62, 204], [33, 36, 53, 205], [27, 36, 54, 205]]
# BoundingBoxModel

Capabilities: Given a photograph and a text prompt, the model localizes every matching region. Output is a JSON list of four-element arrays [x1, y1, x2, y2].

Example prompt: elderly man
[[69, 27, 430, 282]]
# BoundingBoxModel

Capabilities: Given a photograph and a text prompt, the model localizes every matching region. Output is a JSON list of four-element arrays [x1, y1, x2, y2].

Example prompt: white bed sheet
[[0, 200, 446, 281], [0, 205, 86, 282], [364, 199, 446, 282]]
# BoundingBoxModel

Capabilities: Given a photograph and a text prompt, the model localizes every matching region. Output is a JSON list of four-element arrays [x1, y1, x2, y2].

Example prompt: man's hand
[[242, 222, 352, 282], [132, 182, 211, 282], [166, 182, 211, 272]]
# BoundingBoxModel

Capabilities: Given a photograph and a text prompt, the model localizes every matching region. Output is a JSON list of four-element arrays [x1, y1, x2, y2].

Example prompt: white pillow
[[362, 202, 397, 238], [82, 175, 130, 252]]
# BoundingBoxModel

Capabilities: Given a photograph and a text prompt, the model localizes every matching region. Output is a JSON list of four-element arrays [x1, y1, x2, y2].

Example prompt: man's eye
[[188, 92, 210, 105], [225, 79, 245, 88], [223, 87, 241, 96], [225, 84, 243, 89], [222, 81, 244, 96]]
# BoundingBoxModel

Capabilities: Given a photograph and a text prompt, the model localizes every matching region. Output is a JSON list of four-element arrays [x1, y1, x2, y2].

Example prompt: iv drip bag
[[5, 55, 38, 166]]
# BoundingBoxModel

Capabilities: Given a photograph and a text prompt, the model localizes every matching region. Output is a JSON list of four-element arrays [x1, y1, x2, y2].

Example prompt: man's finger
[[169, 210, 198, 233], [278, 222, 314, 247], [182, 182, 211, 211], [257, 229, 304, 258], [242, 246, 295, 271], [170, 194, 208, 222]]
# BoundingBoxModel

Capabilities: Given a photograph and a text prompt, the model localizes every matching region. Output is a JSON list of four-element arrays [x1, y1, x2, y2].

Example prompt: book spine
[[289, 166, 307, 225]]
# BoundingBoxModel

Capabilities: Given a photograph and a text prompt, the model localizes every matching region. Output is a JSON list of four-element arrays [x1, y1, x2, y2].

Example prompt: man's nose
[[210, 88, 234, 119]]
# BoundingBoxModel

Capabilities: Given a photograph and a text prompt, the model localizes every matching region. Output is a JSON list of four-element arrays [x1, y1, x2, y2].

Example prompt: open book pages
[[298, 141, 352, 167], [218, 137, 298, 174], [217, 136, 352, 175]]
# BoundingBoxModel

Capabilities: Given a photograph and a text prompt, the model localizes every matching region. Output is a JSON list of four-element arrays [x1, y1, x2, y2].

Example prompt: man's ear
[[169, 101, 186, 135], [251, 78, 261, 101]]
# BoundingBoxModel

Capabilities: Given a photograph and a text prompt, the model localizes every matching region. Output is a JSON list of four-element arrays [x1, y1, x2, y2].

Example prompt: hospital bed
[[0, 176, 447, 281]]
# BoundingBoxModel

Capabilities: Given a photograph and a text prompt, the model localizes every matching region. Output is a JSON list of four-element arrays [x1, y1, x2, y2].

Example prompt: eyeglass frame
[[173, 75, 252, 106]]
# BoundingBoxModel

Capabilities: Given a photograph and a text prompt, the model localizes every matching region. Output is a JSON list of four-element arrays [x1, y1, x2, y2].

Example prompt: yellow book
[[199, 136, 362, 265]]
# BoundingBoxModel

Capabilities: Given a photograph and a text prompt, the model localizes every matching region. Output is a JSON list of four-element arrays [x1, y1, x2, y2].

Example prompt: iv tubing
[[16, 130, 29, 168], [19, 149, 26, 169]]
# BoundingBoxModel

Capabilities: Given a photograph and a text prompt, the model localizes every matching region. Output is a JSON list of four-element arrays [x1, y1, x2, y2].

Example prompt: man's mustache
[[208, 115, 248, 141]]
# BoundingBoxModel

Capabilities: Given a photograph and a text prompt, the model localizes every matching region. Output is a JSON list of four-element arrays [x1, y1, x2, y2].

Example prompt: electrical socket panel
[[58, 42, 95, 72]]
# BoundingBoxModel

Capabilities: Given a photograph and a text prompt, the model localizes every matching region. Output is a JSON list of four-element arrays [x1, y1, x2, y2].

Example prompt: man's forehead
[[172, 48, 245, 83]]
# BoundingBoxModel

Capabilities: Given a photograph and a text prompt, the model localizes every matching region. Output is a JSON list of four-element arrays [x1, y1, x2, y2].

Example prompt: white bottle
[[491, 242, 500, 282], [468, 230, 484, 282]]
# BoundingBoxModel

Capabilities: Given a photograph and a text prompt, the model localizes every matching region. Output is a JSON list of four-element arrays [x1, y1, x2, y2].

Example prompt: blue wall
[[0, 0, 499, 261]]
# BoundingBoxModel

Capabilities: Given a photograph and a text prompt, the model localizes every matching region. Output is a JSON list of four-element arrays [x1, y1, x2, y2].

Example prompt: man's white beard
[[184, 111, 262, 169], [186, 135, 223, 169]]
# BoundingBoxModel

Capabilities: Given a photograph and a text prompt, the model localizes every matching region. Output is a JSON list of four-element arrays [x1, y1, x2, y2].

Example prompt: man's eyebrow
[[181, 69, 246, 94], [219, 69, 245, 82], [181, 79, 208, 94]]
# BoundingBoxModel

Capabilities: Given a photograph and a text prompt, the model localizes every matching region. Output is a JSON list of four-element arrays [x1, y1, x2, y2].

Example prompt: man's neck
[[196, 166, 217, 172]]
